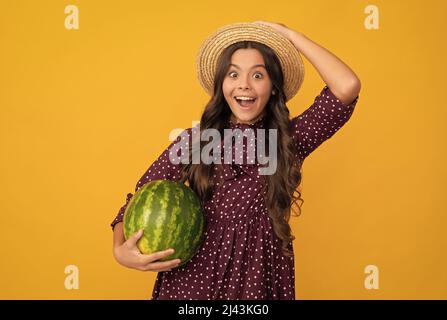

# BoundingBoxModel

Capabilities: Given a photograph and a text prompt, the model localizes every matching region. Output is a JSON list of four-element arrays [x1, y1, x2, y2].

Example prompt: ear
[[272, 90, 276, 95]]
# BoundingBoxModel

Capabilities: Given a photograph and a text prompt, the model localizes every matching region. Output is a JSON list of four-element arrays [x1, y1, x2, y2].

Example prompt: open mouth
[[234, 96, 257, 108]]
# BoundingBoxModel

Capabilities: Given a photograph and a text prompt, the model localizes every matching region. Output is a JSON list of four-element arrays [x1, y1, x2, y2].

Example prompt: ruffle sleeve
[[291, 85, 359, 163]]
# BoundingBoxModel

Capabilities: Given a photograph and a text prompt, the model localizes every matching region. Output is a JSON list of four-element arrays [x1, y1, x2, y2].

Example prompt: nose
[[237, 74, 250, 90]]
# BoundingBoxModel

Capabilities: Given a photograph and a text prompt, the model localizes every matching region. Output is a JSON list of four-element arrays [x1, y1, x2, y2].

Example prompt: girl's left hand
[[253, 21, 297, 40]]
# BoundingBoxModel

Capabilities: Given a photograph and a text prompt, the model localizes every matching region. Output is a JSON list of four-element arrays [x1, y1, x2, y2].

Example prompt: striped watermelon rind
[[123, 180, 204, 268]]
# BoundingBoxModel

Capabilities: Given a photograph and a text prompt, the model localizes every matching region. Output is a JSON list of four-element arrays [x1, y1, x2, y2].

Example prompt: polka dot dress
[[111, 86, 359, 300]]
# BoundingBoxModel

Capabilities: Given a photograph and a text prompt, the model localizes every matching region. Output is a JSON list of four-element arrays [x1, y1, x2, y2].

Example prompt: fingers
[[127, 229, 144, 246], [143, 258, 181, 271], [137, 248, 181, 272], [139, 248, 176, 264]]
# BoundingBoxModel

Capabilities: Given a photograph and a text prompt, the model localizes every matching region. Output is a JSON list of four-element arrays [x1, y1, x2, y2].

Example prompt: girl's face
[[222, 48, 273, 124]]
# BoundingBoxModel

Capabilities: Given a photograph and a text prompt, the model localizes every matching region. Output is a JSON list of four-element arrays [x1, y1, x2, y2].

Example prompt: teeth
[[235, 96, 256, 101]]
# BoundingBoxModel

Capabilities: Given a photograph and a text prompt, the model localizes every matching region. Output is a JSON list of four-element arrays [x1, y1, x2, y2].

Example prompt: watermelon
[[123, 180, 205, 267]]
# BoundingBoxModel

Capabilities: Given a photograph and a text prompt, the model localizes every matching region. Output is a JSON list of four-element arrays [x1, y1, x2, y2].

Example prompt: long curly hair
[[178, 41, 304, 256]]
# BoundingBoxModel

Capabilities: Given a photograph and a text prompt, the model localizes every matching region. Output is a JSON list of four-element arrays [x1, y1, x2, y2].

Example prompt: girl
[[111, 21, 361, 300]]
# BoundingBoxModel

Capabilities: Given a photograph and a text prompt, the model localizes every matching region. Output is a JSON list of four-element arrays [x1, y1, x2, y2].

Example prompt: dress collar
[[227, 115, 266, 129], [220, 114, 268, 183]]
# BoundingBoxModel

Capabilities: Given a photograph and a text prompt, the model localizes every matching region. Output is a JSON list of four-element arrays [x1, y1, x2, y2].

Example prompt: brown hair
[[179, 41, 304, 256]]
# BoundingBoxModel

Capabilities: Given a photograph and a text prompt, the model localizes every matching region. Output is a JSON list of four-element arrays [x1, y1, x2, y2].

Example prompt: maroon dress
[[111, 86, 359, 300]]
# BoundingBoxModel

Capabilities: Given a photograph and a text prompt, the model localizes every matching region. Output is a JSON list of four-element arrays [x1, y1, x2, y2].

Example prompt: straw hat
[[196, 22, 305, 102]]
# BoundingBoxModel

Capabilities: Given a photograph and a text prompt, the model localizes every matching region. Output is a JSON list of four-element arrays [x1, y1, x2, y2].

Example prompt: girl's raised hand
[[113, 229, 181, 272], [253, 20, 297, 40]]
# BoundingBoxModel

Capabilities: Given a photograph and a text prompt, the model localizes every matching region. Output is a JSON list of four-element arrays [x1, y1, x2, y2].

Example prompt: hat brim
[[196, 22, 305, 102]]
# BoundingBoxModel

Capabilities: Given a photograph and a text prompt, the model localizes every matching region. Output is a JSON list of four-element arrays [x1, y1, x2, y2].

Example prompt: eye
[[228, 71, 264, 79]]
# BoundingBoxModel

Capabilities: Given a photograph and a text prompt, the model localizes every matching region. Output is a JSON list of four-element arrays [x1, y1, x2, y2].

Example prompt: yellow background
[[1, 0, 446, 299]]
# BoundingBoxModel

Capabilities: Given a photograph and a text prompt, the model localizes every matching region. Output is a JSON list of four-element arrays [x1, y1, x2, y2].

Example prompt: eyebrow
[[230, 64, 266, 70]]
